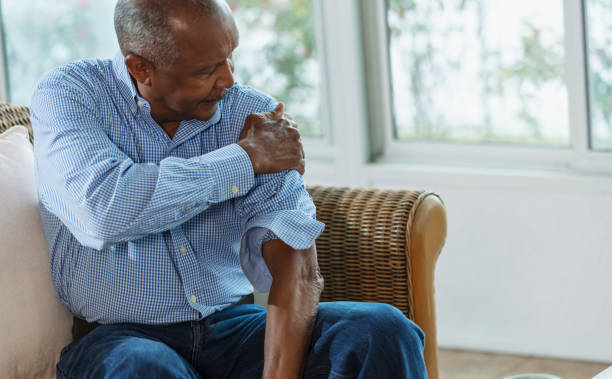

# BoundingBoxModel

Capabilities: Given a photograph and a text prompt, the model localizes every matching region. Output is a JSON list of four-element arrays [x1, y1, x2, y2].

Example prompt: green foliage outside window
[[586, 0, 612, 151], [2, 0, 323, 138], [388, 0, 569, 146], [227, 0, 323, 137], [2, 0, 117, 105]]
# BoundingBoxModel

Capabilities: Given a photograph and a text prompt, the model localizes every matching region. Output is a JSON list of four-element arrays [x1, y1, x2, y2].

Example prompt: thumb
[[262, 102, 284, 120]]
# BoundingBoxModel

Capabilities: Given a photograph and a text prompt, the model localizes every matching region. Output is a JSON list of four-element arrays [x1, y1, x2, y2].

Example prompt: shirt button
[[137, 101, 144, 108], [185, 205, 192, 212], [231, 185, 239, 194], [130, 107, 136, 114], [190, 295, 197, 303], [180, 246, 187, 254]]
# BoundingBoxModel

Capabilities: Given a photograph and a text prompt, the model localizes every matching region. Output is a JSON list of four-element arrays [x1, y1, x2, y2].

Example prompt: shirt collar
[[112, 51, 140, 105]]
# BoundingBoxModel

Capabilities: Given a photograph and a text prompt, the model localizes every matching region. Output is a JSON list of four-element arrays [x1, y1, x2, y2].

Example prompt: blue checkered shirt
[[30, 52, 324, 324]]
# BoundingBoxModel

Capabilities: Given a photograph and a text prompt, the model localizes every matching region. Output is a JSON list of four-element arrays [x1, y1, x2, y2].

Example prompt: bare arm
[[261, 240, 324, 379]]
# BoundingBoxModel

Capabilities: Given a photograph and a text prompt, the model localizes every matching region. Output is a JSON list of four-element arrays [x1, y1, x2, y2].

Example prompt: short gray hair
[[114, 0, 219, 68]]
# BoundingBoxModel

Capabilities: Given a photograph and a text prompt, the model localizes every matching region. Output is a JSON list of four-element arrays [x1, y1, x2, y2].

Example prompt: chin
[[193, 102, 218, 121]]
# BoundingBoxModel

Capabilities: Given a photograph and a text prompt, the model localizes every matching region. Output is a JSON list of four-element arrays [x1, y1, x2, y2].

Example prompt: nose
[[215, 59, 234, 89]]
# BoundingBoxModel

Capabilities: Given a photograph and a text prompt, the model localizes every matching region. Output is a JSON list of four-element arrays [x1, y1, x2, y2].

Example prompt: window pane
[[2, 0, 117, 105], [585, 0, 612, 151], [227, 0, 324, 137], [387, 0, 569, 146]]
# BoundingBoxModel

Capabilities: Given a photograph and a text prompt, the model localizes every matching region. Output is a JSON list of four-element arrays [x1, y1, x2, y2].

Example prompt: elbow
[[292, 262, 323, 306], [265, 240, 324, 298], [88, 215, 115, 241], [68, 223, 114, 251], [300, 244, 324, 298], [313, 268, 324, 298], [78, 222, 117, 251], [80, 212, 124, 249]]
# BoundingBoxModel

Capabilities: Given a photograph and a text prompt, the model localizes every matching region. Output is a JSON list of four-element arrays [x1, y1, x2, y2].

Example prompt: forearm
[[80, 144, 253, 244], [262, 242, 324, 379], [37, 138, 253, 249]]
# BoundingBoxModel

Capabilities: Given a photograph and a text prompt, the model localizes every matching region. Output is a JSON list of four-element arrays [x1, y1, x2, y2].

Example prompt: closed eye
[[195, 53, 234, 77]]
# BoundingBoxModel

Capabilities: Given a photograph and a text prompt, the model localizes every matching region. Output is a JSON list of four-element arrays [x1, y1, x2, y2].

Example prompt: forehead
[[167, 10, 239, 69]]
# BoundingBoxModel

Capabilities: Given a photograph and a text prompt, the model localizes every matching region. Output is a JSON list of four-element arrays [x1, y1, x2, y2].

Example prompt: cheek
[[175, 78, 216, 103]]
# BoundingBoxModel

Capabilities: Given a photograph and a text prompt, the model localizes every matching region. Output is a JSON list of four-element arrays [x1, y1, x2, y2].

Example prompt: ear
[[124, 53, 154, 86]]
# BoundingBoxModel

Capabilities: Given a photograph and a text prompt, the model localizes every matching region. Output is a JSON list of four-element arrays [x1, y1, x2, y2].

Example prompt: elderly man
[[31, 0, 426, 378]]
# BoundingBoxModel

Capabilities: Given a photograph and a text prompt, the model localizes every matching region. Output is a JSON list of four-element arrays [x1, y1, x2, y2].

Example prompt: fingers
[[240, 101, 307, 175], [286, 125, 300, 139], [262, 102, 285, 120], [238, 121, 253, 140]]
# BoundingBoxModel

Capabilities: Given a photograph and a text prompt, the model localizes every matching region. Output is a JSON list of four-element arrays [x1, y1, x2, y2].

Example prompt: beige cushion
[[0, 126, 72, 379]]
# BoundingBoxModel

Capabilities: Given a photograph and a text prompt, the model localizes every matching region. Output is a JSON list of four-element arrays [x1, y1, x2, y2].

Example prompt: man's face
[[146, 10, 239, 122]]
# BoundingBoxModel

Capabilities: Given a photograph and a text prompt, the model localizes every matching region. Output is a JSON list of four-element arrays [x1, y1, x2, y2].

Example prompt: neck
[[134, 80, 182, 124], [132, 79, 183, 139]]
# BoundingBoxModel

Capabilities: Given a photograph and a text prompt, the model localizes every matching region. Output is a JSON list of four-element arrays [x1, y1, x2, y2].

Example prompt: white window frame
[[0, 9, 9, 103], [300, 0, 336, 162], [302, 0, 373, 186]]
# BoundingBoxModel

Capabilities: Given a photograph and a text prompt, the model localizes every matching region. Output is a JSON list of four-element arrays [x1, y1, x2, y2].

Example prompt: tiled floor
[[439, 348, 611, 379]]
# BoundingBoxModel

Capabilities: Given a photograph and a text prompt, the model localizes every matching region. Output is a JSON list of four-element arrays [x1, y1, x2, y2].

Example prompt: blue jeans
[[56, 302, 427, 378]]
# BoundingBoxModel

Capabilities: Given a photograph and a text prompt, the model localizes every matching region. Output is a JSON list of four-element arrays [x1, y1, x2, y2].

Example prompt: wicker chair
[[0, 104, 447, 378]]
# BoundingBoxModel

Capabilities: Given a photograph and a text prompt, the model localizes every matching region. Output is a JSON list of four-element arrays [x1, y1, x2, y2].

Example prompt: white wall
[[303, 161, 612, 363], [432, 180, 612, 363]]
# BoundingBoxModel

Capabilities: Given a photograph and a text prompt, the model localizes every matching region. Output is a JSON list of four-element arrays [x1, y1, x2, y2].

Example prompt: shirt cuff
[[261, 229, 279, 244], [240, 213, 324, 293], [245, 210, 325, 251], [201, 143, 254, 203], [239, 227, 275, 292]]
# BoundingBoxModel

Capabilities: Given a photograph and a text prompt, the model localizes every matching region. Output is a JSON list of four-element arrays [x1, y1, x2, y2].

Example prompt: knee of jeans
[[353, 303, 426, 348], [102, 339, 197, 378]]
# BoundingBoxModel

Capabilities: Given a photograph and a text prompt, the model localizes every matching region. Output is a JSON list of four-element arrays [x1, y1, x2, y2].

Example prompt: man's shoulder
[[224, 83, 277, 114], [35, 58, 114, 95]]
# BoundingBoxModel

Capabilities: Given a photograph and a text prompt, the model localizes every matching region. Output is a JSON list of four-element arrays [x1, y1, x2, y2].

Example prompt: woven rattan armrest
[[0, 104, 33, 142], [306, 186, 447, 379]]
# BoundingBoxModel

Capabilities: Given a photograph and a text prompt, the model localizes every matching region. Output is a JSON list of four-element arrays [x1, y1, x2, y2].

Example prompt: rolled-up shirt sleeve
[[236, 170, 325, 292]]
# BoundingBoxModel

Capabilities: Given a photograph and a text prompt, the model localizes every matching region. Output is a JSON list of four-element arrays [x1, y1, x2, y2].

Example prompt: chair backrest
[[0, 104, 33, 143], [306, 186, 428, 320]]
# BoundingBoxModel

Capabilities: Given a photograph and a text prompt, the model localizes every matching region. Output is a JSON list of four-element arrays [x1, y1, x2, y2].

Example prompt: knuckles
[[245, 114, 260, 125], [287, 127, 300, 139]]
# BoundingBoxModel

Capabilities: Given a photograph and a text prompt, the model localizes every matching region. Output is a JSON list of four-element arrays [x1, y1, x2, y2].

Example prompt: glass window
[[227, 0, 324, 137], [387, 0, 569, 146], [1, 0, 118, 105], [585, 0, 612, 151]]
